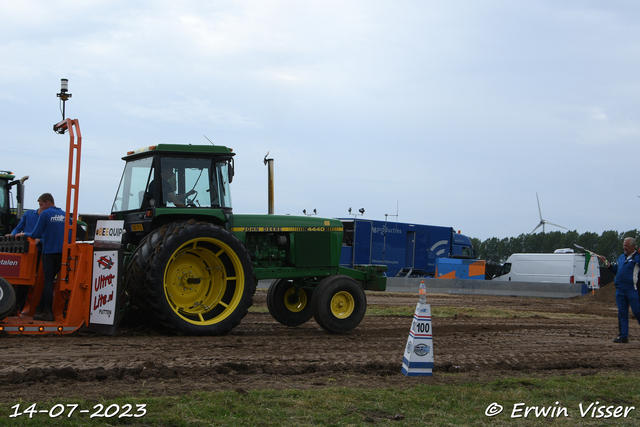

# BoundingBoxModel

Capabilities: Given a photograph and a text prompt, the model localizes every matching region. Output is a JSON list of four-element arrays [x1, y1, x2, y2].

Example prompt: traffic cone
[[401, 281, 433, 376]]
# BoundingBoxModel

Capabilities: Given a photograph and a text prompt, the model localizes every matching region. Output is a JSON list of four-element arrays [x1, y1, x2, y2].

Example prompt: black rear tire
[[0, 277, 16, 320], [127, 220, 255, 335], [266, 279, 314, 326], [311, 275, 366, 334]]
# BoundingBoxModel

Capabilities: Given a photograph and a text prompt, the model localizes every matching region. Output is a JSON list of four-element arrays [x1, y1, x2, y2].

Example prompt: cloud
[[2, 1, 640, 240], [118, 98, 259, 128]]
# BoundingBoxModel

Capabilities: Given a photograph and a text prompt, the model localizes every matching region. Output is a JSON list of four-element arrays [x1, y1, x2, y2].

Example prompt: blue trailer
[[339, 218, 479, 278]]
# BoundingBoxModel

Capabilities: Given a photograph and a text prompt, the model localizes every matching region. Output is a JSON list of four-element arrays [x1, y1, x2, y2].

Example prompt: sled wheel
[[266, 279, 314, 326], [137, 220, 255, 335], [312, 275, 366, 334], [0, 277, 17, 320]]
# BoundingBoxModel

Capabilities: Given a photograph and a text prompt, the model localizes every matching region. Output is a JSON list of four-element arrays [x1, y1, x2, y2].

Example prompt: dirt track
[[0, 283, 631, 403]]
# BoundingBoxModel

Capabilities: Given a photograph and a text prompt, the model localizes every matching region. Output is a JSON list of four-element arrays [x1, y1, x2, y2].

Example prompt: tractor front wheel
[[266, 279, 314, 326], [311, 275, 366, 334]]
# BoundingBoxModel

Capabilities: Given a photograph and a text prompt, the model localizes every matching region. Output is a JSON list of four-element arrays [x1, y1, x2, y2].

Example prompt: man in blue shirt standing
[[5, 207, 41, 237], [16, 193, 65, 322], [598, 237, 640, 343]]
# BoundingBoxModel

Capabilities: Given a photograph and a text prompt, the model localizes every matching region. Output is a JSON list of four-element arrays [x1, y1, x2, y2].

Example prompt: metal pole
[[264, 153, 274, 215]]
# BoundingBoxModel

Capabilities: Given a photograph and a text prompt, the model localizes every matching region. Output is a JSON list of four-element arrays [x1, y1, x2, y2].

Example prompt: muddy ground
[[0, 282, 633, 403]]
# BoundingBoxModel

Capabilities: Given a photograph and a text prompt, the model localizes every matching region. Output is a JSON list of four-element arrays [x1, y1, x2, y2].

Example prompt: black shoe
[[613, 336, 628, 343], [33, 311, 54, 322]]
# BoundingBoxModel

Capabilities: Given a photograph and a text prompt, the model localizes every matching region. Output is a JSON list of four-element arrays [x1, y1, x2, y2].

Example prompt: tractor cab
[[111, 144, 236, 245]]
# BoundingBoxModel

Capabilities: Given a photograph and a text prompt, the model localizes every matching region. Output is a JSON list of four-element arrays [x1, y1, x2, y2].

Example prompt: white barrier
[[387, 278, 590, 298]]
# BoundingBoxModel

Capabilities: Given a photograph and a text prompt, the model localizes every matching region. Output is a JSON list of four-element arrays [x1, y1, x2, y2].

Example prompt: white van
[[492, 252, 600, 289]]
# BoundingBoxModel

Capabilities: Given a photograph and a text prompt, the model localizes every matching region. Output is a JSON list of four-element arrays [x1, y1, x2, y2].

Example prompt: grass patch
[[431, 306, 597, 320], [2, 372, 640, 426], [365, 305, 599, 319], [248, 305, 269, 313], [365, 305, 415, 316]]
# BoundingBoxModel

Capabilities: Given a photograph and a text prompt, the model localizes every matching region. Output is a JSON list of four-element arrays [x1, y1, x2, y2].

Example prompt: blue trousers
[[615, 286, 640, 338], [39, 253, 62, 313]]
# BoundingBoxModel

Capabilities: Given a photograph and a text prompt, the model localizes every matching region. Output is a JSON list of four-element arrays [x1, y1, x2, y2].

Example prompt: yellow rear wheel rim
[[164, 237, 244, 325]]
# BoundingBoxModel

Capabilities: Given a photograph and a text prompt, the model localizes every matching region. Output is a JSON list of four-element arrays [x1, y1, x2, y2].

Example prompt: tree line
[[470, 229, 640, 266]]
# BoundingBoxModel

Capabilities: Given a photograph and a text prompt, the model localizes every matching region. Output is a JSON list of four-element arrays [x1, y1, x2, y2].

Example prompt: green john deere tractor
[[0, 171, 27, 236], [110, 144, 386, 336]]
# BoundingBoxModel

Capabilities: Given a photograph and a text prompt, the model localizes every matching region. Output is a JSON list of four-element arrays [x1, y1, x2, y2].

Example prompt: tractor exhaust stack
[[264, 152, 274, 215]]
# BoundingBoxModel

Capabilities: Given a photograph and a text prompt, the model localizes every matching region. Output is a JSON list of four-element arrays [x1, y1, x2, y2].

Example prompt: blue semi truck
[[339, 218, 482, 278]]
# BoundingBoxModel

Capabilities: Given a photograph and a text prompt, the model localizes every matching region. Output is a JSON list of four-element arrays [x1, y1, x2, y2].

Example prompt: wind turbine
[[531, 193, 567, 234]]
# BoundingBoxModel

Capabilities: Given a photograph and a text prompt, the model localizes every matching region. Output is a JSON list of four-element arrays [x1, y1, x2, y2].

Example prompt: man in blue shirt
[[6, 208, 41, 237], [16, 193, 65, 321], [598, 237, 640, 343]]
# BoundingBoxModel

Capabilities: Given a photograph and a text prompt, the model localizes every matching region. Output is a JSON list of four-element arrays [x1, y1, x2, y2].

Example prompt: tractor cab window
[[0, 180, 7, 233], [0, 179, 6, 213], [112, 155, 233, 212], [212, 161, 232, 208], [112, 157, 154, 212], [156, 157, 232, 209]]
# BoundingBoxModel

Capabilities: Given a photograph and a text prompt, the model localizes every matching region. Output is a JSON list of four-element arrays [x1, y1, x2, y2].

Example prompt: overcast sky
[[1, 1, 639, 240]]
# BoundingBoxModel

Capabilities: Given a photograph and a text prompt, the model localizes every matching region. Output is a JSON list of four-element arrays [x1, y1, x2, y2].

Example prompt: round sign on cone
[[401, 301, 433, 376]]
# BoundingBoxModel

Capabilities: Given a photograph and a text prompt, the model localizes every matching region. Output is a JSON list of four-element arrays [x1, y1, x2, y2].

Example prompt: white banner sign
[[94, 220, 125, 244], [90, 250, 119, 325]]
